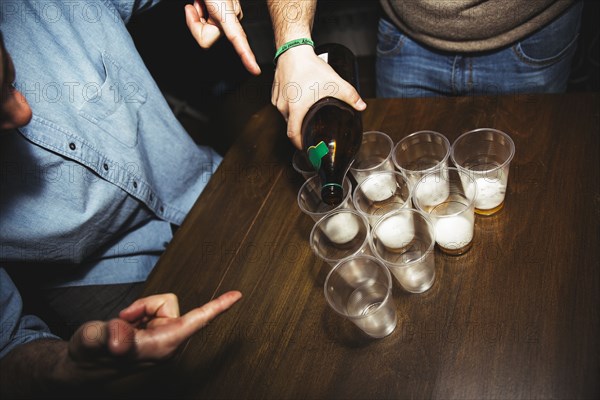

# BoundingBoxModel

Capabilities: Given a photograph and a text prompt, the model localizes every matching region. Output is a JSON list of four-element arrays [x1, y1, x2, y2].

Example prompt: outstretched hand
[[185, 0, 261, 76], [68, 291, 242, 366]]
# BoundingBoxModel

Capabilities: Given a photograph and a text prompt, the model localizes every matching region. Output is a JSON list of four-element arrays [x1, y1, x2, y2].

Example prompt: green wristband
[[273, 38, 314, 65]]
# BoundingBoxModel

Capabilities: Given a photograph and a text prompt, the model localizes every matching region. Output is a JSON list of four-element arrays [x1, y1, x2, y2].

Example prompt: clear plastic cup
[[292, 149, 316, 180], [392, 130, 451, 189], [370, 208, 436, 293], [298, 175, 353, 222], [352, 170, 412, 227], [310, 209, 371, 266], [324, 255, 397, 338], [413, 167, 477, 256], [450, 128, 515, 216], [350, 131, 395, 185]]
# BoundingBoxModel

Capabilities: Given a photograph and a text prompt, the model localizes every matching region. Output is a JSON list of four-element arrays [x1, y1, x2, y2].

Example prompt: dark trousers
[[7, 267, 144, 340]]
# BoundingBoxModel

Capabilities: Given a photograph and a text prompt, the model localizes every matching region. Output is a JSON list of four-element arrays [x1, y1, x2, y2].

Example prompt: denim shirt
[[0, 0, 222, 287]]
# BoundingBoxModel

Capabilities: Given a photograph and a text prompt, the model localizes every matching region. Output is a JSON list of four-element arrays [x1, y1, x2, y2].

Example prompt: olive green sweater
[[380, 0, 575, 52]]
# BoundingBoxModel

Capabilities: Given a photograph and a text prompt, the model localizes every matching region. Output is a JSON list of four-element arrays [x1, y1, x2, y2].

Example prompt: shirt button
[[160, 206, 164, 213], [69, 143, 76, 150], [103, 163, 109, 171], [133, 181, 138, 189]]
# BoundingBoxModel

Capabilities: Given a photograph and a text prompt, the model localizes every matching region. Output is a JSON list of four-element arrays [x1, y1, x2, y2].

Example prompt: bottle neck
[[321, 182, 345, 206]]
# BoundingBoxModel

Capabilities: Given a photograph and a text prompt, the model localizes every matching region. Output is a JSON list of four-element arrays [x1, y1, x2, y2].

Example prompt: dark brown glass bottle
[[301, 43, 363, 206]]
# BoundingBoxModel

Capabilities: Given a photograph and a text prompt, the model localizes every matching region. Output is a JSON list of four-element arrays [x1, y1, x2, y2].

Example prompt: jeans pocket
[[376, 18, 405, 56], [513, 1, 582, 66], [78, 51, 147, 147]]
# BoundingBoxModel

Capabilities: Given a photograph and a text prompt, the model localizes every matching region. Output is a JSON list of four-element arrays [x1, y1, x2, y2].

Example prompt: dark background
[[127, 0, 599, 156]]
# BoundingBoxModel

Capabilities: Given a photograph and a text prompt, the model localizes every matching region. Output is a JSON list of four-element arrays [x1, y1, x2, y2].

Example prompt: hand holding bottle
[[300, 43, 364, 206], [271, 45, 366, 149]]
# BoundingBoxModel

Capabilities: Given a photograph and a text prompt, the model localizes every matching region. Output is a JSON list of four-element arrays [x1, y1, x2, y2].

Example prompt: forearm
[[267, 0, 317, 47], [0, 339, 115, 398]]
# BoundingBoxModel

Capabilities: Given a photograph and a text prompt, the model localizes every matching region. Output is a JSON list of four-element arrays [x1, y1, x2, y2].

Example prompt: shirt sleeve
[[0, 268, 60, 359]]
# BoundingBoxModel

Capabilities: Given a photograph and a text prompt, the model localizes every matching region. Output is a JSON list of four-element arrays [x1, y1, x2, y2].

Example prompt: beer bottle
[[301, 43, 363, 206]]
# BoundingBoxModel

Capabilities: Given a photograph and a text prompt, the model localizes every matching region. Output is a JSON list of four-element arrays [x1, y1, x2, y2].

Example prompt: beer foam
[[376, 214, 415, 249], [472, 177, 505, 210], [323, 212, 360, 244], [361, 174, 396, 202], [415, 178, 449, 208], [434, 215, 473, 250]]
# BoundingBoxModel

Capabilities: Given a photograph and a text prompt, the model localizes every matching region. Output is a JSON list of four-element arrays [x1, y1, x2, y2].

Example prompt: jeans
[[376, 2, 583, 97]]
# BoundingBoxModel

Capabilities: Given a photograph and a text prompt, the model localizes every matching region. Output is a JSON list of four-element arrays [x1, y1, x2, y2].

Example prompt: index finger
[[179, 290, 243, 337], [220, 18, 261, 75]]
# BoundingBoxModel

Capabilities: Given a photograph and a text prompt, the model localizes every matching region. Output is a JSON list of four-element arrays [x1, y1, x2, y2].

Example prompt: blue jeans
[[376, 2, 583, 97]]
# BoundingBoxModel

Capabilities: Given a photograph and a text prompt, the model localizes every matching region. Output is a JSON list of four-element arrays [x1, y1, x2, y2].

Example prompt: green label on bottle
[[307, 141, 329, 170]]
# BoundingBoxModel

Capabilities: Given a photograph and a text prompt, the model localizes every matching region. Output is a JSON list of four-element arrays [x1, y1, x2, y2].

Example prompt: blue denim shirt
[[0, 0, 221, 288]]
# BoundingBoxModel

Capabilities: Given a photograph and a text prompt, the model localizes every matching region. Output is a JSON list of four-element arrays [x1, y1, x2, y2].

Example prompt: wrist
[[274, 38, 314, 65], [274, 31, 312, 49], [53, 340, 90, 386], [276, 45, 317, 69], [0, 339, 84, 397]]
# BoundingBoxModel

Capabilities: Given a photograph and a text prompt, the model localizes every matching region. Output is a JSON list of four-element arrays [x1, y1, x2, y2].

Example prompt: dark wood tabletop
[[115, 93, 599, 399]]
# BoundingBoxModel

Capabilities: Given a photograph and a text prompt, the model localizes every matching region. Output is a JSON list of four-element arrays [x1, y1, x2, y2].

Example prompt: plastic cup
[[392, 130, 451, 189], [352, 170, 412, 227], [292, 149, 316, 180], [450, 128, 515, 216], [370, 208, 436, 293], [310, 209, 371, 266], [298, 175, 353, 222], [350, 131, 395, 185], [413, 168, 476, 255], [324, 255, 397, 338]]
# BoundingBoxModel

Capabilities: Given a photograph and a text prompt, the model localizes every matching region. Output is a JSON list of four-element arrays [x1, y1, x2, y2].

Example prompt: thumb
[[68, 320, 137, 362], [185, 4, 221, 49], [68, 321, 109, 361], [106, 319, 137, 357], [337, 82, 367, 112]]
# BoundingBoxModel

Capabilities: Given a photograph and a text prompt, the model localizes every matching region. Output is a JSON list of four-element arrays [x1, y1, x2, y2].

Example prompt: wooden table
[[117, 93, 599, 399]]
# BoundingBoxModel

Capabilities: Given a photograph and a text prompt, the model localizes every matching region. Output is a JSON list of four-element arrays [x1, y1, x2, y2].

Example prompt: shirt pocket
[[78, 51, 147, 147]]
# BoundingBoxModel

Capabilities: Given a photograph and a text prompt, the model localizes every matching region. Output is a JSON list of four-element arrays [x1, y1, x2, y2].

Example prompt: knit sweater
[[380, 0, 575, 52]]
